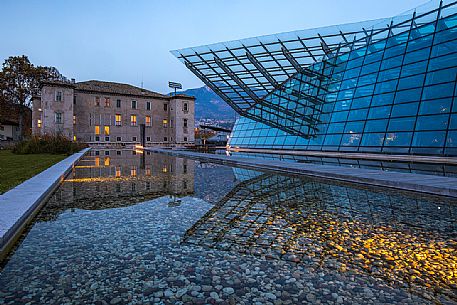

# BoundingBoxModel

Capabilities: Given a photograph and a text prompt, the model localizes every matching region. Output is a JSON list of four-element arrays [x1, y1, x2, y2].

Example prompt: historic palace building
[[173, 0, 457, 157], [32, 80, 195, 146]]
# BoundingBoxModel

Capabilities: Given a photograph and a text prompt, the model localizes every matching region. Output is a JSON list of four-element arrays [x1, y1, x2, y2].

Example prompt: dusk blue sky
[[1, 0, 430, 93]]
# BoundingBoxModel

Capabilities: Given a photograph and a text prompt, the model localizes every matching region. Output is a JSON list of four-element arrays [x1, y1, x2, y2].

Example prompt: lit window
[[37, 119, 42, 128], [116, 99, 121, 108], [56, 91, 62, 102], [115, 114, 122, 126], [145, 166, 151, 176], [55, 112, 62, 124], [131, 166, 137, 177], [95, 125, 100, 135], [146, 101, 151, 110], [146, 116, 151, 126], [104, 126, 110, 135], [73, 115, 76, 125], [104, 157, 110, 166], [105, 97, 110, 107], [95, 157, 100, 167], [131, 100, 137, 109], [162, 119, 168, 128], [95, 96, 100, 106], [115, 166, 121, 177], [73, 135, 77, 141], [162, 165, 167, 173], [131, 115, 137, 126]]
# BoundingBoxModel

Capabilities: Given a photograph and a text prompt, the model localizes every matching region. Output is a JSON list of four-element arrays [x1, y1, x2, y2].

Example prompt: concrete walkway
[[0, 148, 90, 258], [148, 148, 457, 198]]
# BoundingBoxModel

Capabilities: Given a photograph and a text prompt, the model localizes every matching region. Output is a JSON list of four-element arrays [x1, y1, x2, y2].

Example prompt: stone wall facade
[[32, 80, 195, 147]]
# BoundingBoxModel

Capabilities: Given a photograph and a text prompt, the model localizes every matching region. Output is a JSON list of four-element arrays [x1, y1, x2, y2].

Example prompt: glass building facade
[[173, 0, 457, 156]]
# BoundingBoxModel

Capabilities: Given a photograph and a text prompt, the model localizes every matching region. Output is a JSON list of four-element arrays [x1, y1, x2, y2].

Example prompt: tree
[[0, 55, 66, 139]]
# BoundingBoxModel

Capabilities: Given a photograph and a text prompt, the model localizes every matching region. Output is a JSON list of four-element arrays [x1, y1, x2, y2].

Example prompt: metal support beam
[[214, 56, 259, 102], [245, 49, 279, 88]]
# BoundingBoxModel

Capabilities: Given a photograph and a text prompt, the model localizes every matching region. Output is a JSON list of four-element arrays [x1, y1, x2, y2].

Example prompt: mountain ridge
[[176, 86, 236, 120]]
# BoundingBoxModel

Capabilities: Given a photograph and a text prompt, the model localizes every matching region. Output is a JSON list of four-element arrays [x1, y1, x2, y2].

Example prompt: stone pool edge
[[148, 148, 457, 199], [0, 147, 91, 260]]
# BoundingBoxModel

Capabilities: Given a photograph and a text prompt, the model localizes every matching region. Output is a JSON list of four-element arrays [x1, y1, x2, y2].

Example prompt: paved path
[[148, 148, 457, 198], [0, 148, 90, 257]]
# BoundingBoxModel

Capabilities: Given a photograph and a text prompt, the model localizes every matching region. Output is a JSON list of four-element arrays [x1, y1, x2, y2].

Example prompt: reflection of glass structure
[[173, 1, 457, 156], [183, 170, 457, 302]]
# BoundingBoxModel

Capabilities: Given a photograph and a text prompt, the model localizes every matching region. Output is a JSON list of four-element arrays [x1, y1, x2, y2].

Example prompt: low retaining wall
[[0, 148, 90, 260]]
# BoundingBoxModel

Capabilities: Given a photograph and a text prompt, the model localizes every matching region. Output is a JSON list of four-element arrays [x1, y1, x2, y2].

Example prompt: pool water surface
[[0, 151, 456, 304]]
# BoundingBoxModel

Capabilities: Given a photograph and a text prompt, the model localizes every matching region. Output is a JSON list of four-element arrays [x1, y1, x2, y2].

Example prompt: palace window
[[162, 119, 168, 128], [146, 115, 151, 127], [183, 118, 188, 128], [163, 103, 168, 111], [131, 115, 137, 126], [95, 125, 100, 135], [73, 115, 76, 125], [183, 102, 188, 112], [116, 99, 121, 108], [131, 100, 137, 109], [116, 136, 121, 142], [132, 136, 137, 142], [146, 136, 151, 141], [56, 91, 62, 102], [115, 114, 122, 126], [105, 97, 111, 107], [146, 101, 151, 110], [55, 112, 62, 124], [104, 126, 110, 135], [95, 96, 100, 106], [37, 119, 42, 128]]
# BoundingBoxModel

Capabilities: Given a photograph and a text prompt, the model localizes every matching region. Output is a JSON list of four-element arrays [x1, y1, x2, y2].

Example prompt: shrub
[[12, 134, 87, 155]]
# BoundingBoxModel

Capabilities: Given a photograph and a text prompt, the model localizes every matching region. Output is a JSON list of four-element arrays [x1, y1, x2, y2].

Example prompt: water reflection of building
[[183, 169, 457, 302], [41, 150, 195, 220]]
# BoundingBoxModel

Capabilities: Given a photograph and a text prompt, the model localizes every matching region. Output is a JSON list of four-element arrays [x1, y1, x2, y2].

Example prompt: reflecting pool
[[0, 150, 456, 304]]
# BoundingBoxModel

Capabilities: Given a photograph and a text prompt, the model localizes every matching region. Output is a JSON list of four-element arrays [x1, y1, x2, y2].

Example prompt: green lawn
[[0, 150, 67, 194]]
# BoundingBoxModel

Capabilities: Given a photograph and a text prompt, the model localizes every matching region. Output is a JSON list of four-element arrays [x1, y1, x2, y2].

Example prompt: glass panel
[[447, 130, 457, 147], [422, 82, 455, 100], [384, 132, 413, 146], [388, 117, 416, 131], [364, 119, 388, 132], [360, 133, 385, 146], [416, 114, 449, 130], [368, 106, 391, 119], [391, 103, 419, 117], [419, 98, 452, 115], [412, 131, 446, 147]]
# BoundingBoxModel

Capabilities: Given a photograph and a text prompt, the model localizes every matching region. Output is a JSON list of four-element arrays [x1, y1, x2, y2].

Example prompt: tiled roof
[[75, 80, 168, 99]]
